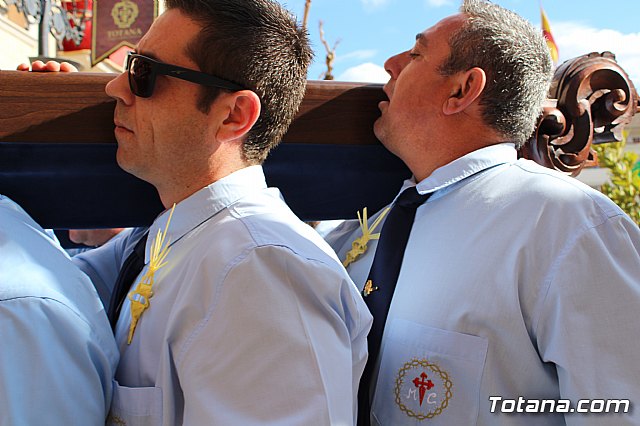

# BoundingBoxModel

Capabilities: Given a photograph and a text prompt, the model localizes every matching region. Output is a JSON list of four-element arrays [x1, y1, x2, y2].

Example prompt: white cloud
[[335, 49, 378, 63], [554, 21, 640, 86], [360, 0, 390, 11], [336, 62, 389, 83], [424, 0, 454, 7]]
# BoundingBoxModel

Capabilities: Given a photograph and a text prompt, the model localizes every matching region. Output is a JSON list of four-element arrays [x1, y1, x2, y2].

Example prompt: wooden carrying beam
[[0, 72, 387, 146], [0, 73, 407, 227], [0, 51, 637, 228]]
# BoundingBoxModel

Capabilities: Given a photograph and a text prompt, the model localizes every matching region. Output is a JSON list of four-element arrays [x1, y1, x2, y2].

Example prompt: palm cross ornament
[[342, 207, 390, 268], [127, 205, 175, 344]]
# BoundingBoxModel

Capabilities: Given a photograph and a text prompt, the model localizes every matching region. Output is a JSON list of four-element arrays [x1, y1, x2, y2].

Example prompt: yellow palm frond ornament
[[342, 207, 390, 268], [127, 204, 176, 344]]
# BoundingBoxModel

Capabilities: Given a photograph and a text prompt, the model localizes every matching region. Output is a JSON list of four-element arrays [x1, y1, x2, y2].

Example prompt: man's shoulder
[[494, 159, 625, 220], [0, 212, 106, 323], [0, 270, 109, 344], [0, 256, 99, 312], [0, 195, 43, 232], [211, 189, 342, 265]]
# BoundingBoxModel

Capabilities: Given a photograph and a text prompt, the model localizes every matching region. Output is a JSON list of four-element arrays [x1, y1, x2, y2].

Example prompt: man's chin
[[373, 122, 401, 158], [373, 118, 386, 143], [115, 151, 140, 177]]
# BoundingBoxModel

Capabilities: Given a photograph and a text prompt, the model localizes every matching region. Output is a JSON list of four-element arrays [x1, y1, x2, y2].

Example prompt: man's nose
[[105, 71, 134, 105], [383, 51, 410, 80]]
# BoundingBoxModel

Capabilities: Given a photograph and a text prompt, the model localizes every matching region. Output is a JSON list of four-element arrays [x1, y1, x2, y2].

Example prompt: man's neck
[[156, 161, 251, 209], [408, 126, 506, 182]]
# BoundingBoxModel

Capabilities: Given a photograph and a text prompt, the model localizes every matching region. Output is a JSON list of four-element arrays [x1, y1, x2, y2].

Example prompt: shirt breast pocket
[[107, 380, 163, 426], [371, 319, 488, 425]]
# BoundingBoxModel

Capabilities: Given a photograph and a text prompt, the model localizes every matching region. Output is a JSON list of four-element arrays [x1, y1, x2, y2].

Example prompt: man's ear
[[443, 67, 486, 115], [215, 90, 261, 143]]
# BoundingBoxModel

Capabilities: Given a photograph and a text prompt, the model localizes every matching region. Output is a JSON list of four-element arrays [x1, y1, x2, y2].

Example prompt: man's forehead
[[416, 13, 465, 45], [134, 10, 197, 65], [134, 18, 160, 57]]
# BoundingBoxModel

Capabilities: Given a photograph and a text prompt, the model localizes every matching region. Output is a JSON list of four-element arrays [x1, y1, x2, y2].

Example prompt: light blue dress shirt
[[0, 195, 118, 426], [75, 166, 372, 426], [328, 144, 640, 425]]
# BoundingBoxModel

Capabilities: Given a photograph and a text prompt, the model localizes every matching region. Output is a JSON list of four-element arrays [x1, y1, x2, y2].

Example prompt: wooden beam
[[0, 72, 116, 144], [0, 71, 386, 146], [0, 52, 636, 228], [0, 71, 402, 227]]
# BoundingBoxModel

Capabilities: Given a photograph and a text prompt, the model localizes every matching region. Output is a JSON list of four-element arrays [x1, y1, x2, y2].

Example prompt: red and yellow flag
[[540, 5, 559, 65]]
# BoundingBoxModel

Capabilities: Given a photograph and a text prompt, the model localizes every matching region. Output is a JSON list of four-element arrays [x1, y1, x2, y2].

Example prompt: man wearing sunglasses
[[22, 0, 372, 424]]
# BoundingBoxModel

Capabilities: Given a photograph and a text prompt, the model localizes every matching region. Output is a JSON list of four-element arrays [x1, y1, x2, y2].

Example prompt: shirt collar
[[396, 143, 517, 199], [145, 165, 267, 261]]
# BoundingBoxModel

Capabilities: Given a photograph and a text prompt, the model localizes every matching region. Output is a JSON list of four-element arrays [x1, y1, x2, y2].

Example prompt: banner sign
[[91, 0, 158, 66]]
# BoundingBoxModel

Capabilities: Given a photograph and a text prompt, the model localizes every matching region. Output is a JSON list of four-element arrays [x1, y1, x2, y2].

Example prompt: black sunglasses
[[125, 52, 245, 98]]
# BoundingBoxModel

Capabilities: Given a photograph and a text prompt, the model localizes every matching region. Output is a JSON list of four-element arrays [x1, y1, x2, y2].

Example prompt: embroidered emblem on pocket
[[394, 358, 453, 420], [106, 413, 127, 425]]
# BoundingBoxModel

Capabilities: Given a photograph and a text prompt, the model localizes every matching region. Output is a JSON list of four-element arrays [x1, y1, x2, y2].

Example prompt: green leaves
[[593, 141, 640, 225]]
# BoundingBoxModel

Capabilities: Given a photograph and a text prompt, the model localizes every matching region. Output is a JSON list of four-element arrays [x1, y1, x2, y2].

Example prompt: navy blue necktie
[[107, 231, 148, 329], [357, 186, 432, 426]]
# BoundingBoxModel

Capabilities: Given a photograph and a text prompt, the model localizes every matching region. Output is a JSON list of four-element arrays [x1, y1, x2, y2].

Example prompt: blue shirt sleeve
[[73, 226, 148, 310]]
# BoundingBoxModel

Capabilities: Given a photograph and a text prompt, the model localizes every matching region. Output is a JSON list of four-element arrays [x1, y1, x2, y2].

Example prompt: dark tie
[[107, 230, 149, 329], [357, 186, 432, 426]]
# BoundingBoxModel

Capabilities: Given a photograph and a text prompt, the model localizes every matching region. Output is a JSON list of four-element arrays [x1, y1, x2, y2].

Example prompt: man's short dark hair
[[164, 0, 313, 164], [439, 0, 553, 147]]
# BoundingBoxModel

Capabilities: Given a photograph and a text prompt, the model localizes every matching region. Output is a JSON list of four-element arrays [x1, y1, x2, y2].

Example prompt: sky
[[279, 0, 640, 86]]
